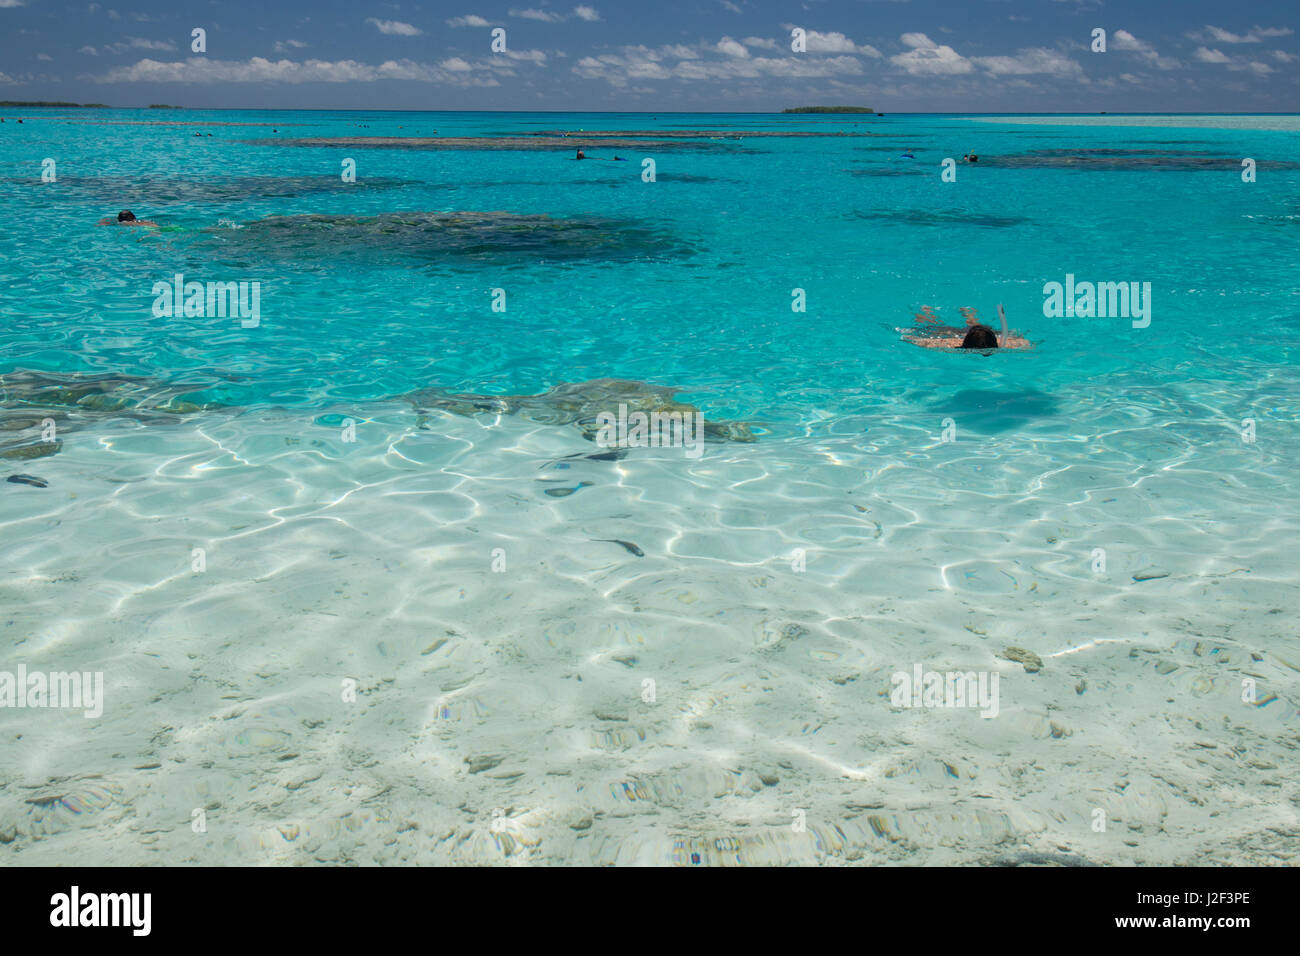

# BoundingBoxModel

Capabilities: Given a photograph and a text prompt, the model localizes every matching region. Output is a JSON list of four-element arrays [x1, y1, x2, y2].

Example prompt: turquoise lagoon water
[[1, 111, 1298, 865], [6, 110, 1297, 410]]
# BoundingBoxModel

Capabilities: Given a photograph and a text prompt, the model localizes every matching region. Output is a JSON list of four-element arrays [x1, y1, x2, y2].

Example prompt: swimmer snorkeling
[[573, 148, 626, 162], [97, 210, 159, 227], [902, 304, 1031, 351]]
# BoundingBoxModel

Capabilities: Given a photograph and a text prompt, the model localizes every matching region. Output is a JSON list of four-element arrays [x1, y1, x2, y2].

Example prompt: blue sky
[[1, 0, 1296, 111]]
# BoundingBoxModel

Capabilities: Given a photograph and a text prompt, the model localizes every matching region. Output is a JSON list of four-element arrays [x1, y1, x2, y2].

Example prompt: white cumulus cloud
[[1110, 30, 1180, 69], [510, 6, 600, 23], [97, 37, 177, 54], [1192, 25, 1293, 44], [573, 42, 864, 88], [971, 47, 1082, 76], [716, 37, 749, 58], [890, 34, 972, 74], [1230, 60, 1273, 75], [93, 54, 545, 86], [781, 26, 881, 56], [366, 18, 422, 36], [511, 7, 562, 22]]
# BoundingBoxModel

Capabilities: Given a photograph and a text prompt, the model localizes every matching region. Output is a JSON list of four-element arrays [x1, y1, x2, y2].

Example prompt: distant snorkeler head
[[117, 210, 137, 222], [960, 324, 999, 349]]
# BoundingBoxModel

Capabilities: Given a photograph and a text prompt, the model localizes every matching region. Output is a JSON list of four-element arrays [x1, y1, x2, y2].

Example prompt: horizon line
[[4, 106, 1300, 116]]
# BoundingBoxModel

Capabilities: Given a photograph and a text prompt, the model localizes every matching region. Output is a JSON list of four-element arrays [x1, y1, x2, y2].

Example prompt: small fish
[[6, 474, 48, 488], [541, 449, 626, 469], [544, 481, 592, 498], [594, 538, 644, 557]]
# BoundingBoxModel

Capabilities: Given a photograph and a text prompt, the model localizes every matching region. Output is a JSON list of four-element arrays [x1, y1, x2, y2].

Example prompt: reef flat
[[261, 135, 751, 151], [981, 148, 1300, 171], [517, 129, 871, 139]]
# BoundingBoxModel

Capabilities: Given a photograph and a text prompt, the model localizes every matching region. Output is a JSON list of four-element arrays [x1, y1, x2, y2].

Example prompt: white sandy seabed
[[1, 386, 1298, 866]]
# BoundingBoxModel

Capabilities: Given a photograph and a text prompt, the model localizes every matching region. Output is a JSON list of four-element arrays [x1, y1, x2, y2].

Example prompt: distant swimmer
[[903, 304, 1031, 351], [575, 149, 628, 162], [97, 210, 159, 227]]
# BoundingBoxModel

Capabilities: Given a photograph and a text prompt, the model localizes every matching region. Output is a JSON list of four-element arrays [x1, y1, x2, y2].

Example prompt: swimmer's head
[[117, 210, 137, 222], [960, 324, 999, 349]]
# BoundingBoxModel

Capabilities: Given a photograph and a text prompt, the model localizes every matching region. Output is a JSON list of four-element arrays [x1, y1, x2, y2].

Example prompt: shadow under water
[[195, 210, 695, 268], [654, 173, 738, 184], [846, 167, 927, 178], [851, 208, 1030, 228], [927, 389, 1061, 433]]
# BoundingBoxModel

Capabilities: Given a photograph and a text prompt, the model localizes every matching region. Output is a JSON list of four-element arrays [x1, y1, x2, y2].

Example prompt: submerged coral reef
[[197, 210, 694, 268], [403, 377, 757, 443], [0, 370, 758, 462]]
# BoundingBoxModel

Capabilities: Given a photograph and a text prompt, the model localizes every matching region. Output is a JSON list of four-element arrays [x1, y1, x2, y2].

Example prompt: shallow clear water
[[1, 110, 1297, 865]]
